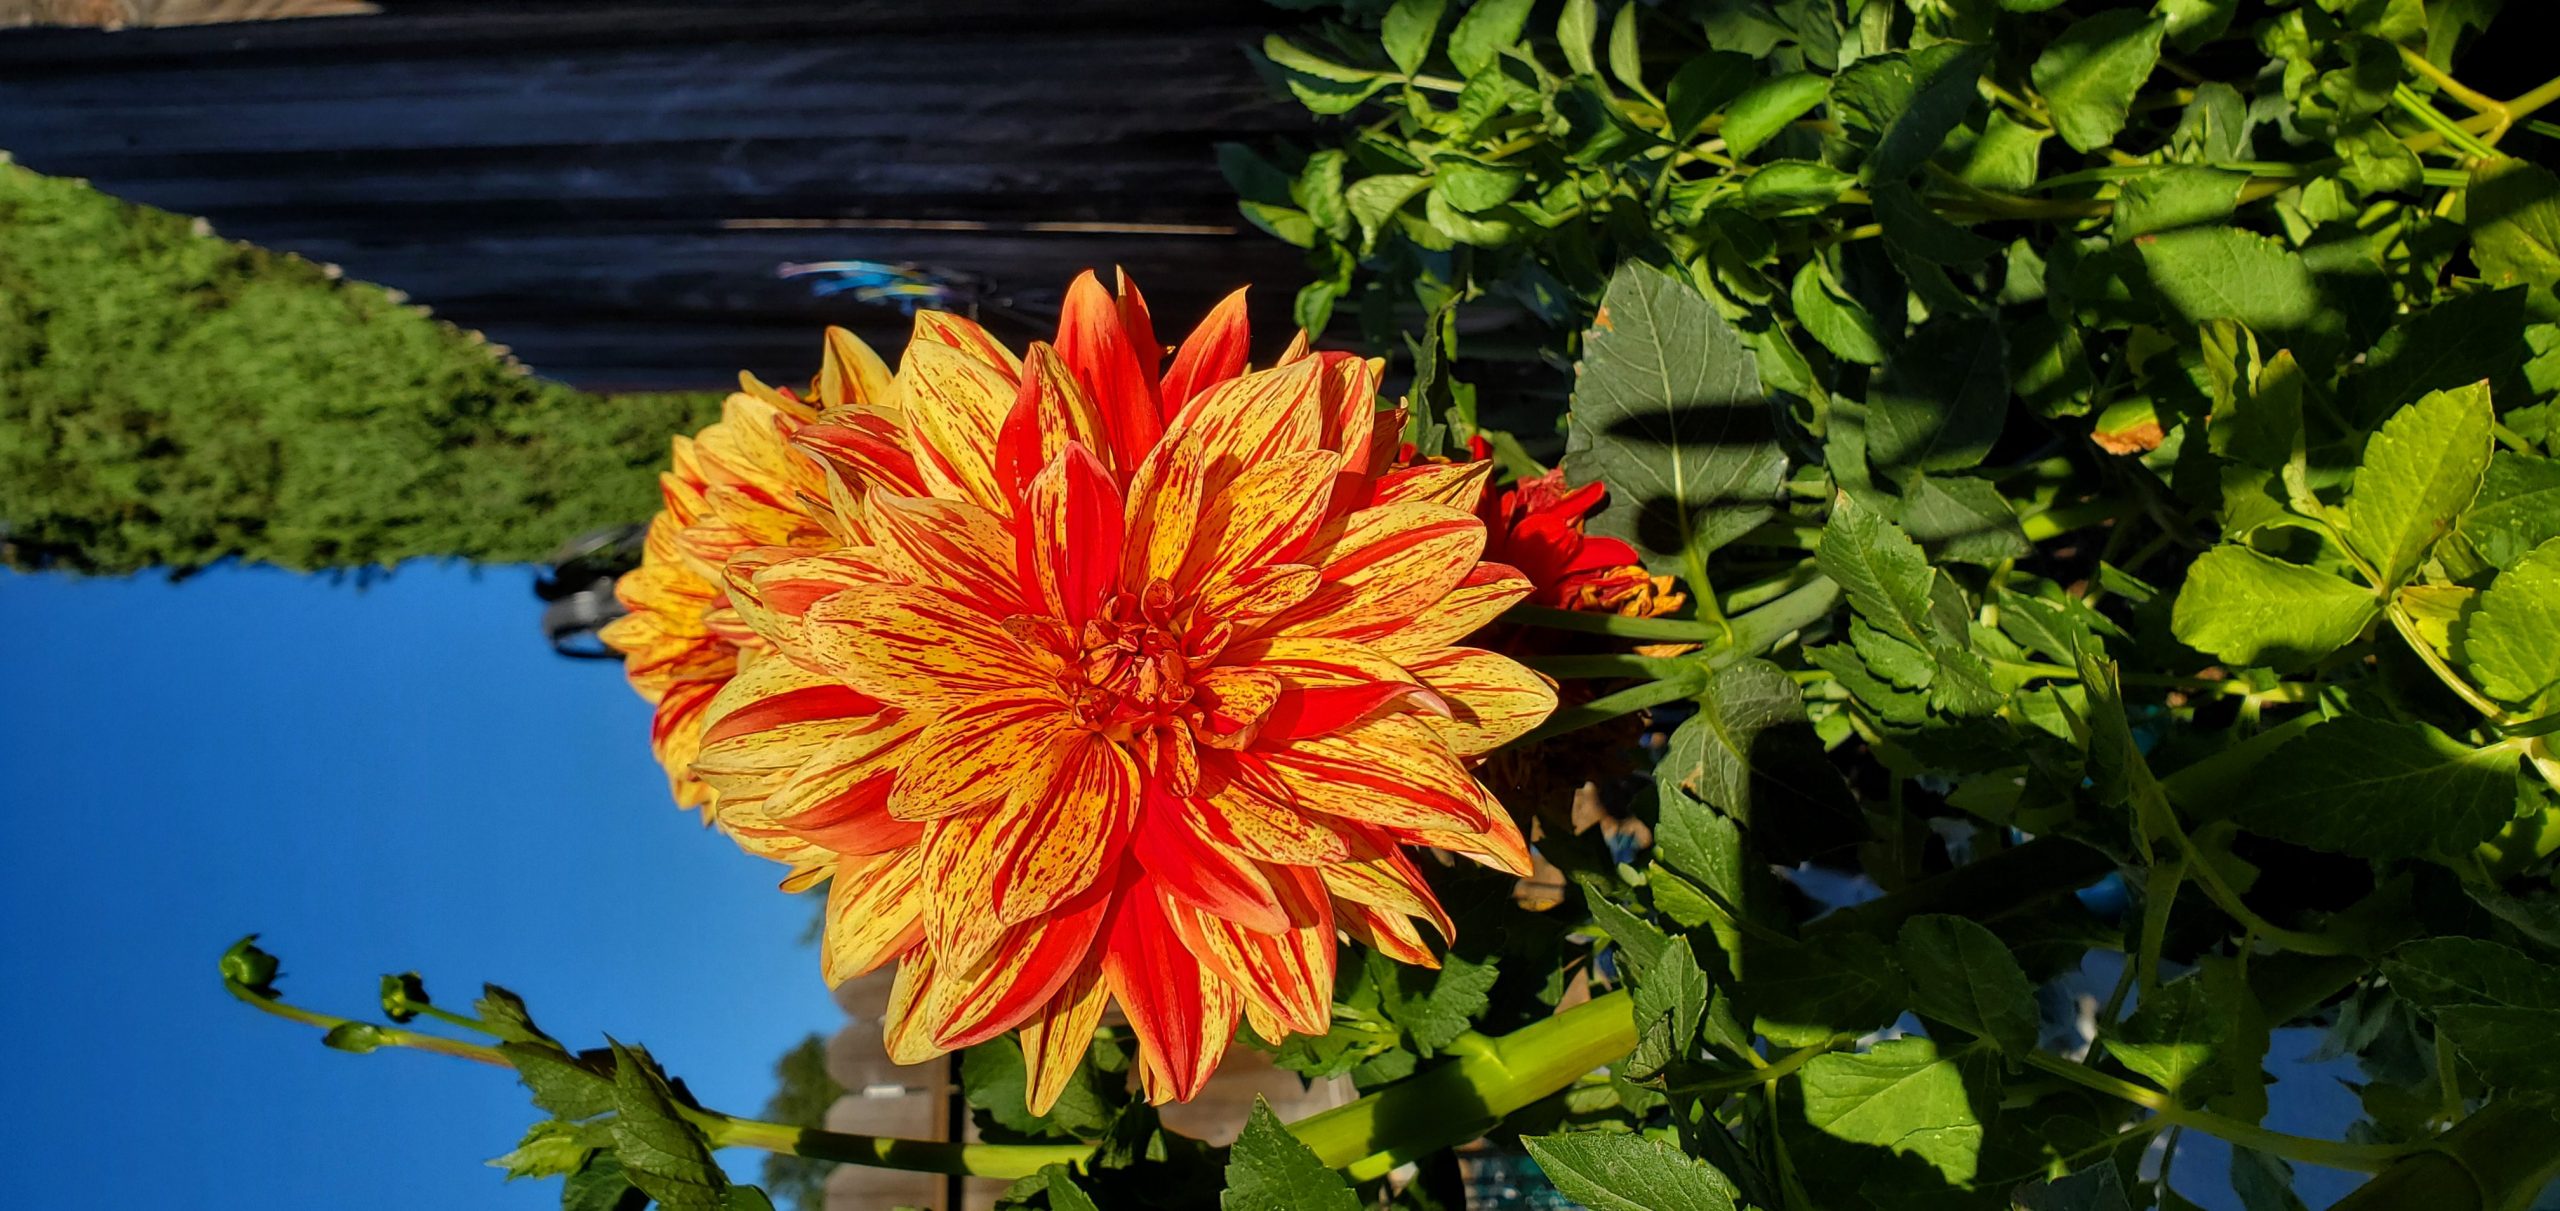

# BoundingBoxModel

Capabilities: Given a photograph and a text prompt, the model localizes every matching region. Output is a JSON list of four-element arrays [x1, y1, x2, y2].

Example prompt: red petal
[[1134, 786, 1287, 934], [1160, 287, 1251, 415], [1056, 270, 1163, 478]]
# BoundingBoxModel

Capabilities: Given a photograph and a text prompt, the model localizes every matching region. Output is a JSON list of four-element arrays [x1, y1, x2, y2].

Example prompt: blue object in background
[[0, 564, 842, 1210]]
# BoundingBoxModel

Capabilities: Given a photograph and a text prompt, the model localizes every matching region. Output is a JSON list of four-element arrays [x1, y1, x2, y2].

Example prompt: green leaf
[[1800, 1038, 1984, 1184], [1902, 475, 2031, 566], [1381, 0, 1446, 78], [1607, 2, 1645, 98], [2169, 545, 2380, 670], [2461, 538, 2560, 712], [2105, 971, 2229, 1099], [1378, 951, 1500, 1053], [1627, 937, 1712, 1079], [2235, 717, 2520, 859], [489, 1120, 595, 1181], [2345, 381, 2495, 589], [1897, 914, 2039, 1056], [1866, 312, 2007, 478], [2445, 452, 2560, 577], [1659, 658, 1854, 841], [1045, 1170, 1104, 1211], [2159, 0, 2239, 50], [475, 986, 557, 1046], [1873, 180, 2000, 265], [2134, 228, 2340, 366], [2470, 158, 2560, 292], [1952, 112, 2047, 193], [562, 1155, 648, 1211], [1750, 160, 1860, 218], [1292, 151, 1350, 241], [1749, 933, 1906, 1046], [2030, 11, 2166, 153], [1557, 0, 1600, 78], [1430, 156, 1524, 213], [1720, 73, 1831, 161], [2382, 938, 2560, 1088], [1789, 258, 1886, 363], [1261, 35, 1377, 85], [1345, 174, 1428, 252], [1832, 43, 1991, 183], [1447, 0, 1534, 78], [1819, 494, 1938, 649], [1522, 1132, 1738, 1211], [1222, 1099, 1361, 1211], [609, 1042, 728, 1209], [1563, 263, 1785, 574], [1666, 53, 1756, 140], [2343, 288, 2529, 429], [2113, 167, 2245, 243], [2015, 1162, 2136, 1211], [505, 1042, 619, 1121]]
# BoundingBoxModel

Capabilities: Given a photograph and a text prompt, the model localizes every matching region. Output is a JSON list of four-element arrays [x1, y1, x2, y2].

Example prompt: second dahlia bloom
[[601, 329, 893, 878], [692, 273, 1556, 1110], [1482, 464, 1686, 620]]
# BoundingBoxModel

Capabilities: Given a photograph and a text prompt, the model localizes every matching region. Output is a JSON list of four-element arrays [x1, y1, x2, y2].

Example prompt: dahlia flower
[[601, 329, 893, 877], [1480, 464, 1685, 621], [677, 272, 1556, 1110]]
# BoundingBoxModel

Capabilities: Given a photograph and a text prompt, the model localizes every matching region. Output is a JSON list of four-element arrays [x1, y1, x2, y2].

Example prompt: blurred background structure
[[0, 0, 1307, 390]]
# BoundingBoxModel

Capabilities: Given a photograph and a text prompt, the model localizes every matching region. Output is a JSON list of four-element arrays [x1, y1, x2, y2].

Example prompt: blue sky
[[0, 562, 843, 1210]]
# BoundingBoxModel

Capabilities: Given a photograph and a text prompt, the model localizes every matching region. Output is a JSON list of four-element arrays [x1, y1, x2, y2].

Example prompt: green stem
[[2019, 1052, 2416, 1172], [1524, 653, 1700, 680], [1665, 1035, 1848, 1099], [2388, 602, 2516, 724], [699, 1114, 1092, 1180], [225, 980, 511, 1068], [1516, 674, 1707, 744], [1293, 992, 1640, 1180], [1501, 603, 1722, 641]]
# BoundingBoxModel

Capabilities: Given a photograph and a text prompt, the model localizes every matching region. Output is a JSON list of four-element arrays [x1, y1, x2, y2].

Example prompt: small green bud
[[380, 971, 431, 1022], [322, 1022, 386, 1053], [220, 935, 281, 997]]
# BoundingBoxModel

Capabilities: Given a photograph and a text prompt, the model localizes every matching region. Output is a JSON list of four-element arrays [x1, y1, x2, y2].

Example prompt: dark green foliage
[[0, 161, 719, 574], [1236, 0, 2560, 1207]]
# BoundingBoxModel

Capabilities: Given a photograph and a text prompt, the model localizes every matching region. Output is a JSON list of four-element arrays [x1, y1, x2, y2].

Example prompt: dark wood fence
[[0, 0, 1312, 389]]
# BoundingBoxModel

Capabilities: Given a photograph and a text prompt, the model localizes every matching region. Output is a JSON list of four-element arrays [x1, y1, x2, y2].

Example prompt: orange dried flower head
[[683, 271, 1556, 1110]]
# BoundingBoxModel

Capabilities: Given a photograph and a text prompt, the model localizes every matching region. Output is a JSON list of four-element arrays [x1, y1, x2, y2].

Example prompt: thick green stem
[[1291, 992, 1639, 1180], [699, 1114, 1093, 1180], [1502, 603, 1721, 641]]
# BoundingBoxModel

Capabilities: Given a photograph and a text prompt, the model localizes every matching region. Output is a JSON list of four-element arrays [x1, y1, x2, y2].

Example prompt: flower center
[[1070, 580, 1195, 734]]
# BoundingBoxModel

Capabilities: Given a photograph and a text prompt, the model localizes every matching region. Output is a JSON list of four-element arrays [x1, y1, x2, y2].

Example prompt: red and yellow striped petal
[[1133, 786, 1287, 933], [900, 340, 1019, 512], [822, 851, 927, 984], [1160, 287, 1250, 415], [888, 687, 1075, 821], [801, 583, 1033, 708], [1018, 442, 1126, 626], [864, 493, 1023, 611], [1056, 270, 1163, 476], [1401, 646, 1558, 755], [1018, 961, 1110, 1116], [1255, 713, 1491, 833], [1104, 881, 1242, 1104], [1370, 562, 1535, 658]]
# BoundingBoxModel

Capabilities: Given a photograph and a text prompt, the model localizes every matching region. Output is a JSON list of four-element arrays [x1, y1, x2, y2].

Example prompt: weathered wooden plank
[[0, 0, 1311, 390]]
